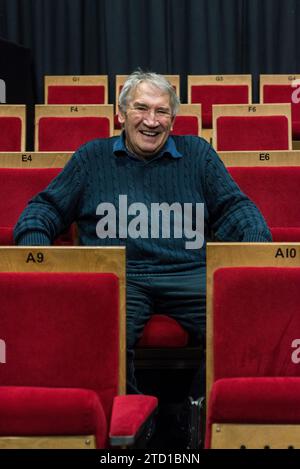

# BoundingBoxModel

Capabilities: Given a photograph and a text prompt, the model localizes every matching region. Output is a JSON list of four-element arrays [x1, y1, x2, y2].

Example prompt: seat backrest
[[45, 75, 108, 104], [170, 104, 202, 136], [35, 105, 114, 151], [0, 246, 125, 420], [0, 167, 61, 244], [213, 266, 300, 380], [227, 165, 300, 229], [221, 149, 300, 242], [260, 74, 300, 139], [137, 314, 189, 347], [0, 155, 74, 245], [213, 103, 292, 151], [206, 242, 300, 397], [0, 105, 26, 151], [188, 75, 251, 128]]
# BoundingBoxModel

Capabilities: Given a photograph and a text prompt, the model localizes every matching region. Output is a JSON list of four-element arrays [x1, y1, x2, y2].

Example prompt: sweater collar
[[113, 132, 182, 160]]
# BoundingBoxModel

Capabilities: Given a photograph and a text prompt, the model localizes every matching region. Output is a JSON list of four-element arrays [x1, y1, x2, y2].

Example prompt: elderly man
[[14, 70, 271, 440]]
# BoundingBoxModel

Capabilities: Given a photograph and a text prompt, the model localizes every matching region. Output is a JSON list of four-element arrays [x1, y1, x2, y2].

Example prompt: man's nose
[[143, 110, 159, 126]]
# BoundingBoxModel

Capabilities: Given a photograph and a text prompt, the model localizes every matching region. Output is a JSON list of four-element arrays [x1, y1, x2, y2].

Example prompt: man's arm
[[14, 151, 85, 245], [203, 145, 272, 242]]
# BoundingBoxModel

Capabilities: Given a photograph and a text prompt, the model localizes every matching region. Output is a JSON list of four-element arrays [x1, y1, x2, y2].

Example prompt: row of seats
[[43, 73, 300, 139], [44, 74, 179, 105], [0, 148, 299, 409], [1, 242, 300, 448], [4, 73, 297, 447], [0, 103, 292, 152], [206, 242, 300, 449], [0, 150, 299, 247], [0, 103, 202, 151]]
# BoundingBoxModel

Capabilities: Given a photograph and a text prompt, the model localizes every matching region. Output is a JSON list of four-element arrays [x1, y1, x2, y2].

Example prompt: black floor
[[136, 368, 201, 449]]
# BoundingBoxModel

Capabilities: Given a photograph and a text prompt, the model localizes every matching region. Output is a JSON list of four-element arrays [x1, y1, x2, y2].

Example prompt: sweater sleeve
[[14, 150, 85, 245], [203, 144, 272, 242]]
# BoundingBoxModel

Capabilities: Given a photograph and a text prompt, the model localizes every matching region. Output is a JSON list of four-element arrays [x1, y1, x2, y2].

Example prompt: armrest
[[109, 395, 158, 447]]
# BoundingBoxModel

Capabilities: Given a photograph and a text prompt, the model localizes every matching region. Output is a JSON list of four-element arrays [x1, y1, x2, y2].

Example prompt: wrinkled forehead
[[128, 81, 171, 107]]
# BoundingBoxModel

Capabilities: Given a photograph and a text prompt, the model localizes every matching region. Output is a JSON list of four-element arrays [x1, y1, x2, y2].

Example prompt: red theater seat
[[35, 105, 113, 151], [0, 117, 22, 151], [38, 116, 110, 151], [213, 103, 292, 151], [191, 85, 249, 128], [170, 104, 202, 136], [48, 86, 106, 104], [0, 247, 157, 449], [171, 116, 199, 136], [0, 105, 26, 151], [206, 259, 300, 448], [0, 167, 74, 245], [45, 75, 108, 104], [217, 115, 289, 151], [137, 315, 189, 348], [260, 75, 300, 140], [135, 312, 200, 400], [263, 85, 300, 139], [228, 166, 300, 241], [188, 75, 251, 128]]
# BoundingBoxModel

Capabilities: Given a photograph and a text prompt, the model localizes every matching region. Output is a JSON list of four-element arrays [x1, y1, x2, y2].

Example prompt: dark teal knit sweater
[[14, 135, 271, 274]]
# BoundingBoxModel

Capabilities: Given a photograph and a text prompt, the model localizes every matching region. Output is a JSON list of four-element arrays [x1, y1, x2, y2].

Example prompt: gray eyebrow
[[133, 101, 171, 111]]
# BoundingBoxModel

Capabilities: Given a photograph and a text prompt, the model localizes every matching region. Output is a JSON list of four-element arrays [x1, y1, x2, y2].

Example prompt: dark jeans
[[126, 268, 206, 398]]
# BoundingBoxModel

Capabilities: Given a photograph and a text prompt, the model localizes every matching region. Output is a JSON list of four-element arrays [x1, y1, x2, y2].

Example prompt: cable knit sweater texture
[[14, 135, 272, 274]]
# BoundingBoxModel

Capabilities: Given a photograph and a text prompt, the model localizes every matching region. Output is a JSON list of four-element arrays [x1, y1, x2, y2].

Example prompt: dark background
[[0, 0, 300, 105]]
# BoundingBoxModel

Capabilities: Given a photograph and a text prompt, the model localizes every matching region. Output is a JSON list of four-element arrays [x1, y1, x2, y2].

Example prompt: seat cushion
[[137, 314, 189, 347], [0, 386, 107, 448], [206, 377, 300, 447], [271, 227, 300, 242]]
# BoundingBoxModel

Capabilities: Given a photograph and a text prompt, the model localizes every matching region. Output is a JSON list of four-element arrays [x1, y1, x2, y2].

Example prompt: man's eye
[[157, 109, 170, 115], [135, 105, 148, 111]]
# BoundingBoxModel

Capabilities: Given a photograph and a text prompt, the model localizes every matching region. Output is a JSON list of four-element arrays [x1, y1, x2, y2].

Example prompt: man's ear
[[118, 107, 126, 126]]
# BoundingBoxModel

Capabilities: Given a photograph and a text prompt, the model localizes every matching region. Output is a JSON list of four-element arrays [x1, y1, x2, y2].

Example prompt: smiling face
[[118, 81, 175, 158]]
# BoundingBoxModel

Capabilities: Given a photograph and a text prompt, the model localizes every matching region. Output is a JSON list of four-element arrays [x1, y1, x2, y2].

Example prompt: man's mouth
[[140, 130, 160, 137]]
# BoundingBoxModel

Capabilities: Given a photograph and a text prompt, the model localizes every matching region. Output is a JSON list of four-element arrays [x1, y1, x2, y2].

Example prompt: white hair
[[119, 69, 180, 116]]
